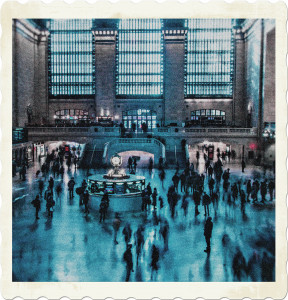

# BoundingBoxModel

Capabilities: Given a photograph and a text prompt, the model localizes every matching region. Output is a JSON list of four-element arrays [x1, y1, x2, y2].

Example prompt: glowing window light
[[48, 19, 95, 96], [185, 19, 234, 98], [116, 19, 163, 97]]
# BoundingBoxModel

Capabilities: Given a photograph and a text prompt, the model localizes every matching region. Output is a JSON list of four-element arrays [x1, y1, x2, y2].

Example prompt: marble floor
[[12, 155, 275, 282]]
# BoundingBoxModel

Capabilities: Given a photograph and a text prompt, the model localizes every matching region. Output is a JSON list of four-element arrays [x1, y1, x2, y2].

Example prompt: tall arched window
[[48, 19, 95, 97], [185, 19, 234, 98], [116, 19, 163, 97]]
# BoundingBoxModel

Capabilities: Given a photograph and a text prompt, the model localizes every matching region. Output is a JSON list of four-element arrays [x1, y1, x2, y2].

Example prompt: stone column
[[34, 31, 49, 125], [233, 27, 246, 127], [93, 30, 117, 119], [163, 29, 186, 126]]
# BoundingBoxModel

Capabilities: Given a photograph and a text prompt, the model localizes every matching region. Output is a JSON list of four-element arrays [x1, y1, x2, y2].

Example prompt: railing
[[28, 126, 121, 137], [154, 127, 257, 136], [28, 127, 90, 133]]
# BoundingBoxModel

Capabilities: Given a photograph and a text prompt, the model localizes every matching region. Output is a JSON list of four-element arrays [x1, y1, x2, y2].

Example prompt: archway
[[117, 151, 154, 169]]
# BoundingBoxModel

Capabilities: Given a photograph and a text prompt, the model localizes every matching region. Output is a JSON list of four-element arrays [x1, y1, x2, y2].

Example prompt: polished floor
[[12, 155, 275, 282]]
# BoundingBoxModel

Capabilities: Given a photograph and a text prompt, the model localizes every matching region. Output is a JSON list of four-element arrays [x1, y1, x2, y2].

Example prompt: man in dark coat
[[193, 189, 201, 216], [204, 217, 213, 253], [31, 195, 41, 219], [68, 177, 75, 198]]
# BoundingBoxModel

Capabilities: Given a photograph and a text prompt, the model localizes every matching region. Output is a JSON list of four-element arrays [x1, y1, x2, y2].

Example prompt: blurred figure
[[38, 178, 44, 196], [148, 157, 153, 175], [232, 247, 247, 281], [202, 191, 211, 217], [160, 219, 169, 252], [152, 188, 158, 210], [247, 251, 261, 281], [261, 252, 274, 281], [150, 244, 160, 281], [268, 179, 275, 201], [204, 217, 213, 253], [134, 225, 145, 266], [112, 213, 121, 245], [68, 177, 75, 198], [123, 244, 134, 281], [83, 190, 90, 214], [31, 195, 41, 219], [122, 222, 132, 245]]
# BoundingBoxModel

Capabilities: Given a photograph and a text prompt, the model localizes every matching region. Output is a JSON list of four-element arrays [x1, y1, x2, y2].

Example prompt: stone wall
[[12, 20, 48, 127], [263, 27, 275, 123]]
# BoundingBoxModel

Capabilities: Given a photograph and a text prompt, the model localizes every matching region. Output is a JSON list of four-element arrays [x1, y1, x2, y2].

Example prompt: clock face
[[111, 155, 122, 167]]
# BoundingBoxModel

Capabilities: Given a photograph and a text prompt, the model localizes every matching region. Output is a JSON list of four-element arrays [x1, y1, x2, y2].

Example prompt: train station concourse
[[12, 18, 276, 282]]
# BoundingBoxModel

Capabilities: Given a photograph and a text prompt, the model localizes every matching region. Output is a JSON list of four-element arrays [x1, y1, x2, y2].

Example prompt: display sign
[[12, 128, 28, 144]]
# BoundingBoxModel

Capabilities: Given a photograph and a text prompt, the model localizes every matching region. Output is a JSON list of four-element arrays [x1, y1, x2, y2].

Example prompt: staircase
[[165, 150, 187, 168], [79, 143, 104, 169]]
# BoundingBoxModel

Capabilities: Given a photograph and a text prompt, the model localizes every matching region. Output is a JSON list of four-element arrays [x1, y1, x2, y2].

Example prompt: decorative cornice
[[13, 19, 49, 43]]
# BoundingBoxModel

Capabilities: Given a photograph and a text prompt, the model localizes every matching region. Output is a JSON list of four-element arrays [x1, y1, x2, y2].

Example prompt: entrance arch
[[118, 151, 154, 169]]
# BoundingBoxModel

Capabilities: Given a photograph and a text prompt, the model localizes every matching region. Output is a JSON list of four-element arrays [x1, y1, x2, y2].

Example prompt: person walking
[[180, 171, 186, 193], [38, 178, 44, 196], [181, 192, 189, 217], [208, 177, 215, 196], [208, 165, 213, 178], [46, 192, 55, 218], [172, 172, 180, 192], [260, 180, 267, 202], [196, 151, 200, 163], [232, 247, 247, 281], [55, 183, 62, 201], [134, 225, 145, 266], [128, 156, 133, 172], [202, 191, 211, 217], [68, 177, 75, 198], [150, 244, 160, 281], [31, 195, 41, 219], [246, 179, 252, 202], [152, 188, 158, 210], [160, 220, 169, 252], [99, 201, 106, 222], [48, 176, 54, 190], [112, 213, 121, 245], [122, 223, 132, 245], [159, 169, 165, 188], [231, 182, 239, 202], [193, 189, 201, 216], [268, 179, 275, 201], [133, 157, 137, 173], [148, 157, 153, 175], [241, 159, 246, 173], [204, 217, 213, 253], [83, 190, 90, 214], [123, 244, 134, 282]]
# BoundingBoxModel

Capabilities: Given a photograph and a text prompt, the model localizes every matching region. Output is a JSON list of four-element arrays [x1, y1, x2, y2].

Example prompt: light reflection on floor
[[12, 156, 275, 282]]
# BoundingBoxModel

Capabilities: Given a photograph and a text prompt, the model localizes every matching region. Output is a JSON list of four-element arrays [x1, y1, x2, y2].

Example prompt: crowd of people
[[14, 144, 275, 282]]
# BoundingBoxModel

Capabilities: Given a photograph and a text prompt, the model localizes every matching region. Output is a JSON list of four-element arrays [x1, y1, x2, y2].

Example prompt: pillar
[[93, 30, 117, 119], [233, 26, 246, 127], [163, 29, 186, 126]]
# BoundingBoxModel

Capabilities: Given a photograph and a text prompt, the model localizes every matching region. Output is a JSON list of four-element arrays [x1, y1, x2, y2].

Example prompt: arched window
[[116, 19, 163, 97], [185, 19, 234, 98], [122, 109, 157, 130], [48, 19, 95, 97], [189, 109, 226, 126]]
